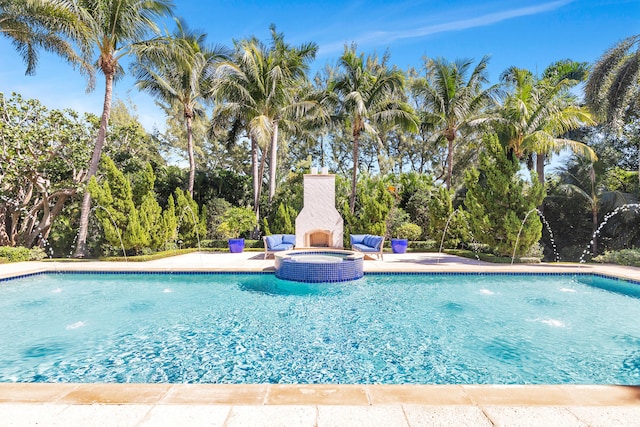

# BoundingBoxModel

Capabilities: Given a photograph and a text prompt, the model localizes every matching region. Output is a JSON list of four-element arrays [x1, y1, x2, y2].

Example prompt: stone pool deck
[[1, 251, 640, 426]]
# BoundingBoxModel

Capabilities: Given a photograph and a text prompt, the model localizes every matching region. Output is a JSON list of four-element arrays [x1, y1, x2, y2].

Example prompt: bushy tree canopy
[[464, 135, 545, 257]]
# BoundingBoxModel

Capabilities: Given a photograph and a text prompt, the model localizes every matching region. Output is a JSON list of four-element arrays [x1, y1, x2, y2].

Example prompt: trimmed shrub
[[593, 249, 640, 267], [395, 223, 422, 240], [0, 246, 46, 262]]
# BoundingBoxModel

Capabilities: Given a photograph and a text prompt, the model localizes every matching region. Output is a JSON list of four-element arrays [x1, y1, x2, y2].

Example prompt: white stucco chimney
[[295, 174, 344, 248]]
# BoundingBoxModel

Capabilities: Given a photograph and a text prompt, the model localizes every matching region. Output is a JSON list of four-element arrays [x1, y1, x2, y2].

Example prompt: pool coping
[[1, 253, 640, 425], [1, 383, 639, 406]]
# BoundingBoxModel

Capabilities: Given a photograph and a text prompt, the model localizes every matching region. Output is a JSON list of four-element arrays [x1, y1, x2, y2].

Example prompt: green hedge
[[100, 244, 266, 262], [593, 249, 640, 267], [0, 246, 47, 262], [389, 240, 438, 251], [444, 249, 540, 263], [200, 239, 264, 249]]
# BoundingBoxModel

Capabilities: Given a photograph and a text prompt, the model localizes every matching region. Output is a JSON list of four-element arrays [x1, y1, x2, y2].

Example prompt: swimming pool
[[1, 272, 639, 384]]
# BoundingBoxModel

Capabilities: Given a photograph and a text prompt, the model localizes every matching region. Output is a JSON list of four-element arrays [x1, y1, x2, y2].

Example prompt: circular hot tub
[[274, 250, 364, 283]]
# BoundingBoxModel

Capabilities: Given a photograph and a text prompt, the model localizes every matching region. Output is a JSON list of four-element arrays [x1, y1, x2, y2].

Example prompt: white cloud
[[319, 0, 574, 55]]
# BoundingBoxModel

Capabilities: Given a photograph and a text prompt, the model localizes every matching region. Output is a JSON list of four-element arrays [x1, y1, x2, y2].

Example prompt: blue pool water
[[0, 272, 639, 384]]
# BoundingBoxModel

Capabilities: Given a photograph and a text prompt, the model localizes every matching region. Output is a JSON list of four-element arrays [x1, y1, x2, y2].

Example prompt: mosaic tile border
[[276, 253, 363, 283], [2, 270, 639, 287], [0, 272, 43, 282], [365, 271, 640, 286]]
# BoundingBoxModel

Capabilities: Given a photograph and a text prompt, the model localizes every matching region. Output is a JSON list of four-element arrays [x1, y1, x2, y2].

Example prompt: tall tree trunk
[[9, 205, 19, 246], [536, 152, 546, 213], [74, 71, 114, 257], [0, 205, 9, 246], [592, 203, 598, 256], [446, 137, 454, 190], [186, 115, 195, 196], [350, 130, 360, 214], [25, 190, 74, 248], [254, 140, 268, 238], [257, 145, 267, 205], [24, 193, 51, 248], [535, 152, 545, 185], [268, 120, 278, 205], [590, 165, 597, 256], [251, 137, 260, 220], [376, 135, 389, 176]]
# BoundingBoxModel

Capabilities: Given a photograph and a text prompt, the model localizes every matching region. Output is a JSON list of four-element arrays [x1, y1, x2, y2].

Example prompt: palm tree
[[212, 26, 317, 221], [497, 66, 596, 185], [585, 34, 640, 128], [329, 47, 417, 213], [1, 0, 91, 77], [555, 155, 635, 255], [586, 35, 640, 188], [264, 27, 317, 204], [73, 0, 174, 257], [133, 18, 228, 196], [412, 56, 496, 190]]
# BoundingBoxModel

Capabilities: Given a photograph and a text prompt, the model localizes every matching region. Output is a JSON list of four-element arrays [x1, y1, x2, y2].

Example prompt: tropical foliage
[[211, 25, 318, 223], [0, 0, 91, 76], [495, 65, 596, 184], [0, 93, 93, 247], [329, 47, 418, 213], [586, 34, 640, 128], [73, 0, 174, 257], [412, 56, 495, 189], [133, 17, 227, 195], [464, 135, 545, 257], [217, 206, 257, 239]]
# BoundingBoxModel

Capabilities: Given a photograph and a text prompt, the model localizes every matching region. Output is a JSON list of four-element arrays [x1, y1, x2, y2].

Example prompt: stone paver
[[225, 405, 317, 427], [52, 404, 153, 427], [482, 406, 587, 427], [139, 405, 231, 427], [317, 405, 408, 427], [0, 404, 69, 427], [402, 405, 493, 427], [567, 406, 640, 427]]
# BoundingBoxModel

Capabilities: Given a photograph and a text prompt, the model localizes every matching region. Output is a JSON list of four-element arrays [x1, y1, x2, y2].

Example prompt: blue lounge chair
[[263, 234, 296, 259], [350, 234, 385, 260]]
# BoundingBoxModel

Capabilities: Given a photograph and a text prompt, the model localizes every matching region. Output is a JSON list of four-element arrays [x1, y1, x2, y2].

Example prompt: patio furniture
[[350, 234, 385, 260], [263, 234, 296, 259]]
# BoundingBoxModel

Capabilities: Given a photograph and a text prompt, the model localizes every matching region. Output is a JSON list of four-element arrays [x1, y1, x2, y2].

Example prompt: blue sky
[[1, 0, 639, 132]]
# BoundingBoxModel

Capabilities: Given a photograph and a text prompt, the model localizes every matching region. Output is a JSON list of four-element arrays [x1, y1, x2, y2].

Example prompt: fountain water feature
[[437, 206, 560, 265], [438, 210, 458, 255], [438, 210, 481, 262], [579, 203, 640, 264], [89, 205, 128, 261], [177, 205, 203, 267], [178, 205, 202, 253], [511, 208, 560, 265], [538, 210, 560, 262], [66, 233, 79, 258]]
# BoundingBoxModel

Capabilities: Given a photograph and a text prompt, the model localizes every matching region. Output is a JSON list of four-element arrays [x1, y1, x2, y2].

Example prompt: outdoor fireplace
[[295, 173, 343, 248], [305, 230, 332, 247]]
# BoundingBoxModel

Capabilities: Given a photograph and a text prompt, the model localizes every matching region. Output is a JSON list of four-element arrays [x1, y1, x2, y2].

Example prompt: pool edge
[[0, 383, 639, 406]]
